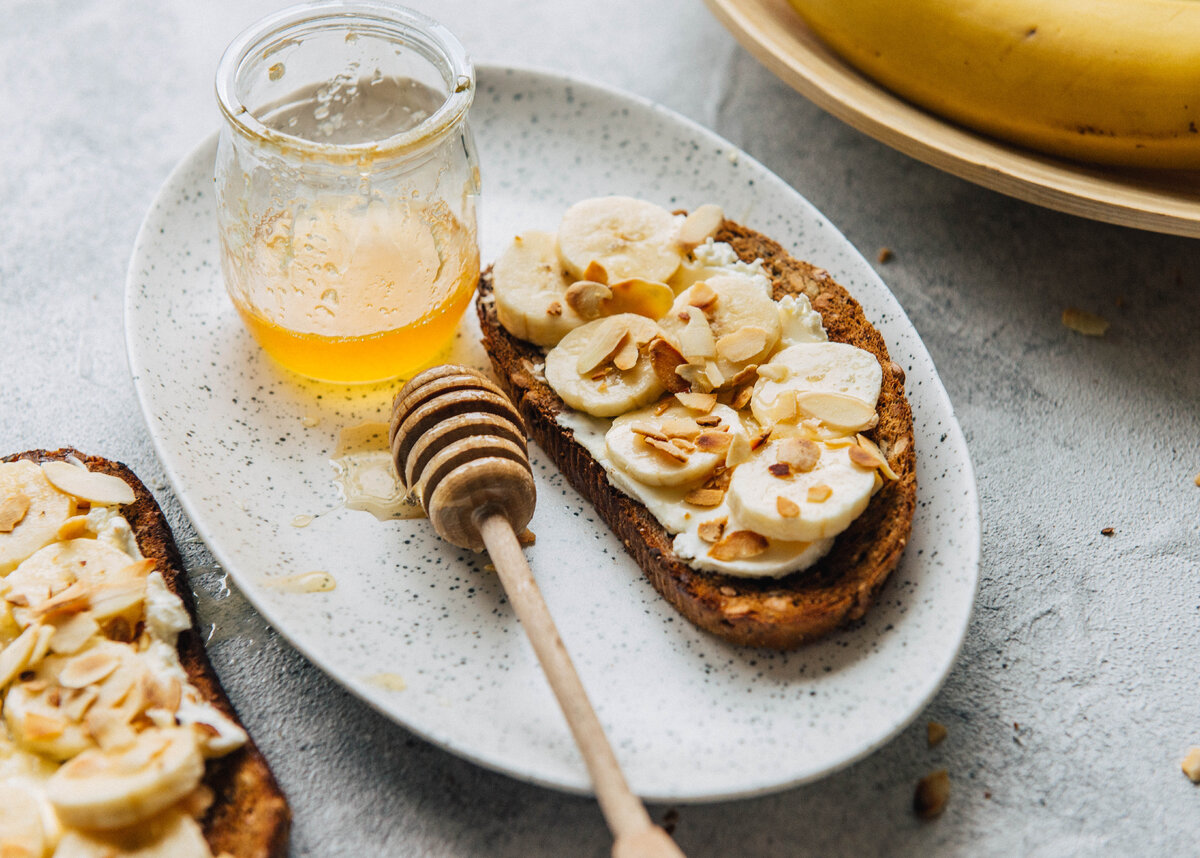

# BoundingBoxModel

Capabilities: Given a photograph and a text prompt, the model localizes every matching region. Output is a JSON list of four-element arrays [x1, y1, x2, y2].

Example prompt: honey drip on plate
[[263, 570, 337, 593], [330, 422, 425, 521]]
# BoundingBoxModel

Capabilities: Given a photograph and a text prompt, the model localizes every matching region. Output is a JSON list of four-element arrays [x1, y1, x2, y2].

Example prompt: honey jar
[[214, 2, 480, 383]]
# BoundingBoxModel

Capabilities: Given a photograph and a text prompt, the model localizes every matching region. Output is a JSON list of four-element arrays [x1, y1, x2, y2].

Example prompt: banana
[[45, 726, 205, 831], [0, 460, 76, 575], [750, 342, 881, 431], [789, 0, 1200, 168], [5, 538, 147, 630], [52, 809, 211, 858], [658, 273, 782, 386], [726, 440, 877, 542], [491, 231, 586, 347], [556, 196, 684, 283], [0, 782, 46, 858], [544, 315, 665, 417], [605, 403, 740, 487]]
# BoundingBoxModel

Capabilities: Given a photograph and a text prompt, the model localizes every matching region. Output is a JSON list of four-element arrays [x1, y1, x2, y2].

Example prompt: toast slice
[[2, 448, 290, 857], [477, 220, 917, 649]]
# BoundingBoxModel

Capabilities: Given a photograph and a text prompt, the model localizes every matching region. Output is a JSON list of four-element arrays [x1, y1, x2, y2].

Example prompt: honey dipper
[[390, 365, 685, 858]]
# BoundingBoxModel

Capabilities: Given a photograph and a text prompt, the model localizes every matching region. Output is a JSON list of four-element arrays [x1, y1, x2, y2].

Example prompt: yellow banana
[[789, 0, 1200, 168]]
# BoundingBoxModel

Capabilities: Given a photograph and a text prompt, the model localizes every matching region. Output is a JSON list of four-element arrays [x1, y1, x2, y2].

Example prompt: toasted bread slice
[[3, 448, 290, 858], [477, 220, 916, 649]]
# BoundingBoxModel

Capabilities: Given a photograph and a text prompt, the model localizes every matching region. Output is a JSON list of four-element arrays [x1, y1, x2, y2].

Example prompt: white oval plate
[[125, 65, 979, 802]]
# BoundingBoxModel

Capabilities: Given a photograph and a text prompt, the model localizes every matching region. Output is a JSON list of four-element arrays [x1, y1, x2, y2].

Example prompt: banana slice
[[0, 782, 46, 858], [45, 726, 205, 831], [726, 441, 877, 542], [556, 196, 684, 283], [659, 273, 782, 385], [52, 807, 211, 858], [605, 403, 740, 487], [544, 315, 665, 417], [491, 230, 586, 347], [5, 538, 147, 628], [0, 460, 76, 574], [750, 342, 882, 431]]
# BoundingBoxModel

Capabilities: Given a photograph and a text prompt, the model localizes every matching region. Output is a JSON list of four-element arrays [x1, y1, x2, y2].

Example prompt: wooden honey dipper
[[390, 365, 685, 858]]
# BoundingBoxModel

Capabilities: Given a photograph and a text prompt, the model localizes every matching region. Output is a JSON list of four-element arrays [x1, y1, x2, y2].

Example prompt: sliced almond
[[856, 434, 900, 480], [762, 389, 798, 424], [757, 363, 789, 382], [545, 300, 563, 317], [694, 414, 722, 427], [564, 280, 612, 320], [49, 613, 100, 655], [606, 278, 675, 319], [695, 431, 733, 455], [642, 435, 689, 463], [32, 582, 91, 619], [611, 336, 640, 372], [0, 493, 30, 532], [89, 578, 148, 624], [678, 204, 724, 249], [749, 427, 772, 451], [730, 384, 754, 411], [726, 430, 753, 467], [684, 487, 725, 507], [61, 686, 100, 722], [795, 391, 876, 433], [24, 711, 67, 741], [55, 515, 91, 540], [697, 517, 727, 543], [768, 463, 791, 478], [40, 462, 135, 506], [716, 326, 769, 363], [582, 260, 609, 285], [729, 364, 759, 388], [647, 337, 689, 394], [675, 391, 717, 413], [686, 281, 718, 311], [679, 307, 716, 362], [709, 530, 769, 561], [629, 423, 669, 442], [670, 438, 696, 454], [653, 398, 673, 416], [807, 484, 833, 503], [776, 496, 800, 518], [575, 323, 630, 376], [659, 418, 702, 440], [59, 649, 122, 689], [0, 625, 40, 690], [777, 437, 821, 473], [703, 361, 725, 389]]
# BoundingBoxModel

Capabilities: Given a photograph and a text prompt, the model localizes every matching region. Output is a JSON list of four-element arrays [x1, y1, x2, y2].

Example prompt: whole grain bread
[[477, 220, 916, 649], [4, 448, 290, 858]]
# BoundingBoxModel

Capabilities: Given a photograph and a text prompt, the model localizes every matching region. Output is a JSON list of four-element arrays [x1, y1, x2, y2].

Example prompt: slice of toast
[[3, 448, 290, 858], [477, 220, 917, 649]]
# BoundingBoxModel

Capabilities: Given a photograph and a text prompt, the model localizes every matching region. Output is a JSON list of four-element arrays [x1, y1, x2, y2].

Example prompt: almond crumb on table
[[876, 247, 894, 263], [1101, 527, 1115, 536], [1182, 747, 1200, 783], [1061, 307, 1110, 336], [914, 769, 950, 819], [927, 721, 948, 747]]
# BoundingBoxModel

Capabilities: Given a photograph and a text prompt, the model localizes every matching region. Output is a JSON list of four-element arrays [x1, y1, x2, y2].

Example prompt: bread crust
[[3, 449, 290, 858], [477, 220, 917, 649]]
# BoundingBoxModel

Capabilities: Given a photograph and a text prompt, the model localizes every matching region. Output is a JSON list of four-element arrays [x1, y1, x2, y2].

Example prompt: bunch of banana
[[789, 0, 1200, 168]]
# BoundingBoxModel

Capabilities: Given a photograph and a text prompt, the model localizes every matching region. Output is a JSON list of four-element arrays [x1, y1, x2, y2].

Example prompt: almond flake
[[670, 438, 696, 454], [55, 515, 91, 540], [674, 363, 713, 393], [546, 300, 563, 317], [653, 398, 673, 416], [1062, 307, 1109, 336], [680, 307, 716, 362], [795, 391, 876, 433], [49, 613, 100, 655], [695, 431, 732, 455], [629, 423, 669, 442], [684, 487, 725, 508], [757, 364, 789, 382], [32, 582, 91, 619], [660, 418, 701, 440], [718, 585, 737, 596], [716, 327, 769, 363], [777, 437, 821, 473], [59, 649, 121, 689], [643, 435, 690, 463], [648, 338, 689, 394], [763, 389, 798, 424], [694, 414, 721, 427], [0, 493, 30, 532], [776, 496, 800, 518], [576, 323, 629, 375], [516, 528, 537, 547], [612, 336, 639, 372], [678, 204, 724, 249], [686, 281, 718, 311], [697, 518, 727, 543], [708, 530, 769, 561], [0, 625, 39, 690], [726, 431, 753, 467], [564, 280, 612, 320], [61, 686, 100, 722], [703, 361, 725, 389], [857, 434, 899, 480], [824, 436, 855, 448], [582, 260, 609, 285], [674, 391, 717, 413], [24, 711, 66, 741], [607, 278, 675, 319], [729, 384, 753, 411], [807, 484, 833, 503], [768, 462, 791, 478], [41, 462, 135, 506], [749, 428, 772, 451]]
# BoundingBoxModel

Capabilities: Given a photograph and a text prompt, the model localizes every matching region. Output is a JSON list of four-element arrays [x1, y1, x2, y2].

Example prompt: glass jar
[[214, 1, 480, 384]]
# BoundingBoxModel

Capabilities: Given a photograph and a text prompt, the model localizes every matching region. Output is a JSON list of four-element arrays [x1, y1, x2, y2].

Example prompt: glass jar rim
[[214, 0, 474, 158]]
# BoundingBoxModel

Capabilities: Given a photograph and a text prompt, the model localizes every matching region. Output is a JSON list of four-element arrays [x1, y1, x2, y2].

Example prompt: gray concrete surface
[[2, 1, 1198, 855]]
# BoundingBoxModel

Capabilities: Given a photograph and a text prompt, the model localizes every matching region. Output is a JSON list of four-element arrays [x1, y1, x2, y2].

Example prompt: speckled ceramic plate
[[125, 65, 979, 802]]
